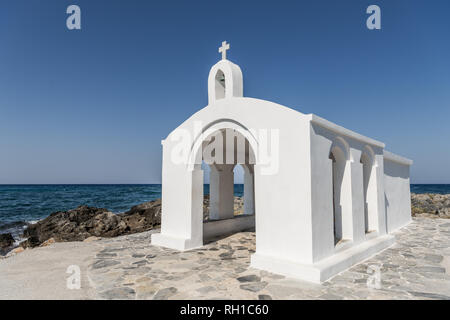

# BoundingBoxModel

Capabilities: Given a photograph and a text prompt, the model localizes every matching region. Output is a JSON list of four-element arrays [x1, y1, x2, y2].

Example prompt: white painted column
[[340, 160, 355, 241], [209, 164, 235, 220], [374, 154, 387, 235], [152, 165, 204, 250], [348, 149, 366, 244], [366, 163, 379, 233], [243, 165, 255, 215], [187, 168, 205, 247]]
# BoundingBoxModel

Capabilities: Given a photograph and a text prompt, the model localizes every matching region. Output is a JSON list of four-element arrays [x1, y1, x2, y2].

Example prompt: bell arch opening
[[215, 69, 226, 100]]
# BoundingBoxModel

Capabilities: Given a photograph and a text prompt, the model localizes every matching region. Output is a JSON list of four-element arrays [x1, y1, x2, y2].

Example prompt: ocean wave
[[0, 220, 27, 233], [26, 220, 40, 225], [13, 236, 27, 247], [0, 221, 28, 253]]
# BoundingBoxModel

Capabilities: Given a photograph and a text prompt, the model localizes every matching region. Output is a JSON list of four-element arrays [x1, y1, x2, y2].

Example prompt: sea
[[0, 184, 447, 243]]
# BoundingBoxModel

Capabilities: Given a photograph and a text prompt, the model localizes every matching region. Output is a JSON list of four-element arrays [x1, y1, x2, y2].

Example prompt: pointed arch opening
[[233, 164, 244, 216], [202, 160, 211, 221], [233, 164, 255, 216], [215, 70, 226, 100]]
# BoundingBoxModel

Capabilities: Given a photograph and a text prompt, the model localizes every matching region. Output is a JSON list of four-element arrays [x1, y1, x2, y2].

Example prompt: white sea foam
[[13, 237, 27, 247]]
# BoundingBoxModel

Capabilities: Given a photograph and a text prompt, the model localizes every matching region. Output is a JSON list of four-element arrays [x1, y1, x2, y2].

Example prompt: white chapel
[[152, 41, 413, 283]]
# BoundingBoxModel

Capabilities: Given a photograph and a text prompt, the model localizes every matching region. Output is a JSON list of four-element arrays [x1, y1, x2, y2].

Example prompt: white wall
[[384, 151, 413, 233], [203, 215, 255, 241], [309, 118, 388, 262]]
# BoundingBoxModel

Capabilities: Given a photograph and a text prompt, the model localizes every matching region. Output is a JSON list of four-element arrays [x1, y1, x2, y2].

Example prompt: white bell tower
[[207, 41, 243, 105]]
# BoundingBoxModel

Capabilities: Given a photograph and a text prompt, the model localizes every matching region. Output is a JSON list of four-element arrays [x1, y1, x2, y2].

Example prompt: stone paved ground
[[88, 217, 450, 300]]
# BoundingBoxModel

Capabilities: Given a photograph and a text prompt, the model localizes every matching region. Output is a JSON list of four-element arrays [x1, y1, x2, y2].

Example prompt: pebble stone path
[[87, 217, 450, 300]]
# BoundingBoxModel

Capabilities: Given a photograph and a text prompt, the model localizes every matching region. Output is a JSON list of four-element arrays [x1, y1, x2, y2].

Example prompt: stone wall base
[[251, 234, 395, 283]]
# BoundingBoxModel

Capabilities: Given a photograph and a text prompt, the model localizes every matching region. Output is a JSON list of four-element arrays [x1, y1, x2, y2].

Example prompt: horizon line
[[0, 183, 449, 186]]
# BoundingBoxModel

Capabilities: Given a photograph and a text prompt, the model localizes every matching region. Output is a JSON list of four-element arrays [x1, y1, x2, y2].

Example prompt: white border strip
[[309, 114, 385, 148], [384, 150, 413, 166]]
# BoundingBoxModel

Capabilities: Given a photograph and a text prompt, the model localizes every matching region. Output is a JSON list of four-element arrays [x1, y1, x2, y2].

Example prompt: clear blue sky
[[1, 0, 449, 184]]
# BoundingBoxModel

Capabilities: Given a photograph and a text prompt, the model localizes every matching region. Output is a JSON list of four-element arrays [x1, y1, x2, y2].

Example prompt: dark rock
[[96, 252, 117, 258], [132, 260, 148, 265], [237, 275, 261, 283], [91, 259, 121, 269], [258, 294, 272, 300], [120, 199, 162, 232], [0, 233, 14, 249], [20, 200, 162, 248], [219, 252, 232, 258]]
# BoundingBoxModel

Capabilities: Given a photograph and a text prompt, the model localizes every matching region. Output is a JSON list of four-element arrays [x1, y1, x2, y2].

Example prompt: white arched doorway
[[189, 123, 258, 243]]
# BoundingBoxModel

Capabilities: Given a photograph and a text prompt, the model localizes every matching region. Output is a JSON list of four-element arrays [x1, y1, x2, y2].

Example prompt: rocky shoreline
[[411, 193, 450, 219], [0, 200, 162, 255], [0, 193, 448, 256], [0, 196, 243, 256]]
